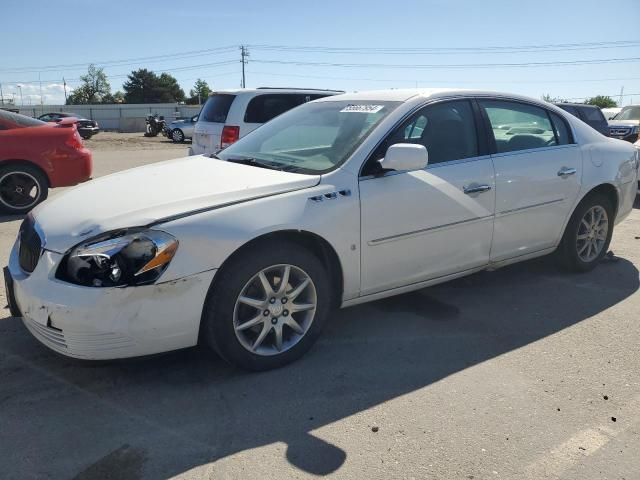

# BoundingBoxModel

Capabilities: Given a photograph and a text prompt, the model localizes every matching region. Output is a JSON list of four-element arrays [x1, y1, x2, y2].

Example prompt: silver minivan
[[189, 88, 342, 156]]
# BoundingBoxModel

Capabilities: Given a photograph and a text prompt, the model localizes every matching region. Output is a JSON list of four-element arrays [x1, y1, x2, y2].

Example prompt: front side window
[[369, 100, 478, 169], [218, 100, 400, 173], [614, 106, 640, 121], [200, 94, 236, 123], [480, 100, 557, 153]]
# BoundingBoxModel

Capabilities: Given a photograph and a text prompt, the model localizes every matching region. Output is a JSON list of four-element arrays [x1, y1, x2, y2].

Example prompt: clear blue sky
[[2, 0, 639, 106]]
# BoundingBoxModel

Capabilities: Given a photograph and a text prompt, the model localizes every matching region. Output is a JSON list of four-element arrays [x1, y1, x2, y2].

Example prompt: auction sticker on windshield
[[340, 104, 385, 113]]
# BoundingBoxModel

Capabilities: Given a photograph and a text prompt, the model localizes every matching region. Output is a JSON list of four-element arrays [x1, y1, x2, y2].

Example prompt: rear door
[[479, 99, 582, 262], [192, 93, 236, 155]]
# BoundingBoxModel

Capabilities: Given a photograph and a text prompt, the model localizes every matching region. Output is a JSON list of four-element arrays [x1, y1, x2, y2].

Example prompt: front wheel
[[201, 241, 331, 371], [556, 193, 614, 272]]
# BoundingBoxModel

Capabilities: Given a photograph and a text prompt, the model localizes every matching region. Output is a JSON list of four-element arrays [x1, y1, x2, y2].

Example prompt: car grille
[[609, 127, 631, 137], [18, 217, 42, 273]]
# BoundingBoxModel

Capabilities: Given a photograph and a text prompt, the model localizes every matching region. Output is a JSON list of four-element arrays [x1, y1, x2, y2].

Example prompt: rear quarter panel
[[0, 125, 92, 187]]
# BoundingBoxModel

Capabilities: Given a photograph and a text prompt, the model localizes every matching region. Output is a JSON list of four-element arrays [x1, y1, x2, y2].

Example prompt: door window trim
[[359, 97, 488, 178], [477, 97, 577, 156]]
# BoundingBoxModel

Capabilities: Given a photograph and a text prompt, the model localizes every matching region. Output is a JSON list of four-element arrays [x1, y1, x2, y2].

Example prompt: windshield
[[0, 110, 47, 128], [614, 106, 640, 121], [218, 100, 400, 173]]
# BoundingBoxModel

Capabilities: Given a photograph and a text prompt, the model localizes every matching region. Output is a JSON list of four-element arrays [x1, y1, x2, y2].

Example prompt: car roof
[[554, 103, 598, 109], [211, 88, 344, 95], [312, 88, 556, 104]]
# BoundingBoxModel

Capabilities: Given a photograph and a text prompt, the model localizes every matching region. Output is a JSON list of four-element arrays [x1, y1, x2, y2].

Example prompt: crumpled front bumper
[[6, 240, 216, 360]]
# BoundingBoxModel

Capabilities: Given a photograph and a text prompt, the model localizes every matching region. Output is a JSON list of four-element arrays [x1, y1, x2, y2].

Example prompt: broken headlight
[[57, 229, 179, 287]]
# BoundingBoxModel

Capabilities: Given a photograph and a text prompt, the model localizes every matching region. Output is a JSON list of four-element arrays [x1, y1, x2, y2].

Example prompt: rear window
[[557, 105, 579, 117], [244, 94, 328, 124], [0, 110, 46, 128], [200, 94, 236, 123], [579, 107, 605, 122]]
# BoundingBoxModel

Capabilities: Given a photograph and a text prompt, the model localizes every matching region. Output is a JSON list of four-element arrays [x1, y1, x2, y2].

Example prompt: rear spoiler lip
[[56, 117, 78, 127]]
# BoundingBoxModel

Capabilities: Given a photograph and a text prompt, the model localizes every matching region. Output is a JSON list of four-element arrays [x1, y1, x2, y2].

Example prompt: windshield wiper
[[224, 156, 285, 171]]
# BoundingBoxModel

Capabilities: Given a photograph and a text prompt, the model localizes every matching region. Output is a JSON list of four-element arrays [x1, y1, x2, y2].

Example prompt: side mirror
[[379, 143, 428, 172]]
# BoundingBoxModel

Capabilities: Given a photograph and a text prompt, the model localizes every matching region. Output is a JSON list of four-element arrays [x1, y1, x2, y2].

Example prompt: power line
[[252, 56, 640, 69], [248, 40, 640, 55], [0, 46, 238, 74]]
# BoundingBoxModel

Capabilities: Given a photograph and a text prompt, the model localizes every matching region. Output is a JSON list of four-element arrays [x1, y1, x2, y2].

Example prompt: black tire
[[556, 193, 614, 272], [201, 240, 332, 371], [0, 164, 49, 215], [81, 134, 91, 140], [171, 129, 185, 143]]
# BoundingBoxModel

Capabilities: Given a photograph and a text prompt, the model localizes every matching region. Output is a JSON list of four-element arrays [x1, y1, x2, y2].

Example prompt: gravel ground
[[85, 131, 191, 151], [0, 143, 638, 479]]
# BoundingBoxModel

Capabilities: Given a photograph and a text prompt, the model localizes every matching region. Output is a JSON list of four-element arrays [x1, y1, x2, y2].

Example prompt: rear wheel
[[0, 165, 48, 214], [171, 129, 185, 143], [556, 193, 614, 272], [201, 240, 331, 371]]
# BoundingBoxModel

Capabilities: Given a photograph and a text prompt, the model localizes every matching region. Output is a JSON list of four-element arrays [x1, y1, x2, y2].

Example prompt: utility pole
[[17, 84, 23, 106], [0, 82, 4, 105], [240, 45, 249, 88], [63, 78, 68, 104], [619, 86, 624, 107]]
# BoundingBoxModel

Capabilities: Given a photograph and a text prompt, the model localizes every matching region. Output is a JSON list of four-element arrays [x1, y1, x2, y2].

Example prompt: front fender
[[157, 173, 362, 301]]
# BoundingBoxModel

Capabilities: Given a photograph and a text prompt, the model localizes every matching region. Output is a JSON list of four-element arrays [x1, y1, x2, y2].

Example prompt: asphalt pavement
[[0, 137, 638, 479]]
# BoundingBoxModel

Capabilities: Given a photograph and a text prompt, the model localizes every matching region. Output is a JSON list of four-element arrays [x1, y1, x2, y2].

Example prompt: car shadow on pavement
[[0, 255, 638, 479]]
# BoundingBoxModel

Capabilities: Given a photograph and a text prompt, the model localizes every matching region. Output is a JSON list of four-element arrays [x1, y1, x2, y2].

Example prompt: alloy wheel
[[576, 205, 608, 262], [233, 264, 317, 356], [0, 172, 41, 210]]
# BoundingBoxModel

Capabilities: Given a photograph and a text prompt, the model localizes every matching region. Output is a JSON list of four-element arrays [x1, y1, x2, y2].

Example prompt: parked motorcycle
[[144, 114, 166, 137]]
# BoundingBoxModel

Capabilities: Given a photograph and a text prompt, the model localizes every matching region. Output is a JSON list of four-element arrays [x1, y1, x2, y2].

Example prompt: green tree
[[122, 69, 157, 103], [123, 69, 185, 103], [156, 73, 185, 103], [585, 95, 617, 109], [188, 78, 211, 105], [66, 64, 111, 104]]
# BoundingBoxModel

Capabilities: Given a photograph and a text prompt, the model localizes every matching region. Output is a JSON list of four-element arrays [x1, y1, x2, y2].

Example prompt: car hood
[[608, 119, 640, 127], [33, 155, 320, 253]]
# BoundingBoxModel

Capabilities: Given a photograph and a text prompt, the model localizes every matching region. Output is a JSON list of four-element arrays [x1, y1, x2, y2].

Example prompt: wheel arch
[[0, 159, 51, 187], [212, 229, 344, 308], [579, 182, 619, 216]]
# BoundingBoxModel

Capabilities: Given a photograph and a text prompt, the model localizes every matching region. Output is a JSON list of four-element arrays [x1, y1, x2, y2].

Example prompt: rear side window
[[200, 94, 235, 123], [480, 100, 557, 153], [549, 112, 573, 145], [579, 107, 605, 122], [244, 94, 324, 124]]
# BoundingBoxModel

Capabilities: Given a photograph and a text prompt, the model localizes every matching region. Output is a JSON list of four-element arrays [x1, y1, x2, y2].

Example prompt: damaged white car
[[5, 89, 639, 371]]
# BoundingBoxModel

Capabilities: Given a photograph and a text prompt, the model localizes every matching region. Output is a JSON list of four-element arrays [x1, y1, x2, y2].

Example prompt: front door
[[478, 99, 582, 262], [359, 100, 496, 295]]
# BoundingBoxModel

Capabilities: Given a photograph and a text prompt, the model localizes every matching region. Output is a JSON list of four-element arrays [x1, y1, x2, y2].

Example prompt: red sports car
[[0, 110, 92, 214]]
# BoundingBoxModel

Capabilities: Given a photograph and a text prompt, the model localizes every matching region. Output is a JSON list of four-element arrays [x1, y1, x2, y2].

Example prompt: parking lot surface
[[0, 135, 638, 479]]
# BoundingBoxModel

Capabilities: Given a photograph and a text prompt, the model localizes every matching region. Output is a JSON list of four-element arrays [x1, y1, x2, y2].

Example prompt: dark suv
[[554, 103, 609, 136], [38, 112, 100, 139]]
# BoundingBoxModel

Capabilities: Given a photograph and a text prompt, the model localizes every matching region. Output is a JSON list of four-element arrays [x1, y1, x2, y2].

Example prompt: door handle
[[463, 184, 492, 194], [557, 167, 577, 178]]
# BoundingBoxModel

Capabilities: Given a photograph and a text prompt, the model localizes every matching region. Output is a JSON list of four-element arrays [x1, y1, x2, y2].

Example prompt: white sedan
[[5, 89, 639, 370]]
